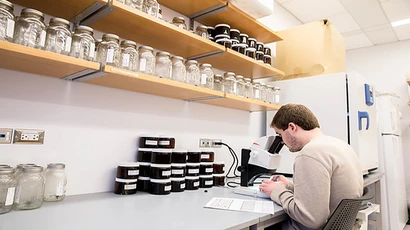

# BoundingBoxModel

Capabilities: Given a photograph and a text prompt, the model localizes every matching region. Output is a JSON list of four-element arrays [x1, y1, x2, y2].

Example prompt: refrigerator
[[266, 72, 379, 175], [377, 93, 408, 230]]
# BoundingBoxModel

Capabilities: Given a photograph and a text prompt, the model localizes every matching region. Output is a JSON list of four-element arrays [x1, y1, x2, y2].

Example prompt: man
[[260, 104, 363, 230]]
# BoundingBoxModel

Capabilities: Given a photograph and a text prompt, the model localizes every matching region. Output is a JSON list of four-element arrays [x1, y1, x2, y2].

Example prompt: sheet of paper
[[204, 197, 275, 214]]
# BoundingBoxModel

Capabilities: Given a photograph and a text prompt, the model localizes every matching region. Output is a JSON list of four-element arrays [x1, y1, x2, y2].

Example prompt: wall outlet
[[13, 129, 45, 144], [211, 139, 222, 148], [199, 138, 212, 148], [0, 128, 13, 144]]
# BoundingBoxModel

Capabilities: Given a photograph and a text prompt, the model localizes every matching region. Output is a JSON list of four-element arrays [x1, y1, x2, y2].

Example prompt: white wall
[[346, 40, 410, 200]]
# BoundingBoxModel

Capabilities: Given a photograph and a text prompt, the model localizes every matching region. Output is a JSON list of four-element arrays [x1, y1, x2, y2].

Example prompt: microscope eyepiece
[[268, 135, 284, 154]]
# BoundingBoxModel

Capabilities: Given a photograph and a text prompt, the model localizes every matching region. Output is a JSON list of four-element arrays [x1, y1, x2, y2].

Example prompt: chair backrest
[[322, 187, 374, 230]]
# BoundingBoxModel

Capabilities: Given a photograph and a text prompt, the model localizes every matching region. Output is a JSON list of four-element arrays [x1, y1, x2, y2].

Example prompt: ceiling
[[275, 0, 410, 50]]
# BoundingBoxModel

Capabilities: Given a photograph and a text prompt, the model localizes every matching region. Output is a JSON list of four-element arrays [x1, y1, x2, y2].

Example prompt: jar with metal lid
[[171, 163, 186, 178], [137, 176, 150, 191], [155, 51, 172, 79], [185, 60, 200, 86], [199, 162, 213, 175], [14, 166, 44, 210], [171, 56, 186, 82], [199, 63, 214, 89], [239, 33, 249, 45], [0, 0, 15, 42], [13, 8, 46, 49], [14, 163, 37, 179], [69, 25, 95, 61], [158, 135, 175, 149], [149, 178, 171, 195], [248, 38, 257, 49], [96, 33, 120, 67], [138, 162, 151, 177], [125, 0, 143, 10], [150, 164, 171, 179], [139, 134, 158, 148], [213, 78, 223, 92], [0, 168, 15, 214], [142, 0, 158, 17], [171, 177, 185, 192], [200, 150, 214, 162], [151, 149, 172, 164], [119, 40, 138, 71], [137, 148, 152, 162], [187, 150, 201, 163], [185, 176, 200, 190], [186, 163, 200, 176], [138, 45, 155, 75], [224, 72, 236, 95], [45, 18, 72, 55], [199, 175, 213, 188], [273, 87, 281, 104], [244, 78, 253, 98], [171, 149, 187, 164], [171, 17, 186, 30], [116, 162, 139, 179], [236, 75, 245, 97], [260, 82, 268, 102], [43, 163, 67, 202], [266, 85, 274, 103], [114, 178, 138, 195], [253, 82, 261, 100], [195, 25, 209, 39]]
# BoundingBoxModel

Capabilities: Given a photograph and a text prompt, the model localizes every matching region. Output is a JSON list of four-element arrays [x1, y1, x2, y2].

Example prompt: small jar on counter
[[149, 178, 171, 195], [195, 25, 209, 39], [70, 25, 95, 61], [213, 162, 225, 174], [96, 33, 121, 67], [186, 163, 200, 176], [137, 148, 152, 163], [155, 51, 172, 79], [201, 150, 214, 162], [151, 149, 172, 164], [171, 56, 186, 82], [137, 176, 150, 192], [43, 163, 67, 202], [119, 40, 139, 71], [199, 162, 213, 175], [185, 60, 200, 86], [213, 174, 225, 186], [187, 150, 201, 163], [150, 164, 171, 179], [142, 0, 159, 17], [171, 163, 186, 178], [0, 0, 15, 42], [199, 175, 213, 188], [158, 135, 175, 149], [236, 75, 245, 97], [138, 162, 151, 177], [171, 177, 185, 192], [13, 8, 46, 49], [171, 149, 187, 164], [45, 18, 72, 55], [185, 176, 200, 190], [244, 78, 253, 98], [114, 178, 138, 195], [0, 167, 15, 214], [116, 162, 139, 179], [260, 82, 268, 102], [253, 82, 261, 100], [172, 17, 187, 30], [14, 166, 45, 210], [224, 72, 236, 95], [139, 134, 159, 148], [138, 46, 156, 75], [199, 63, 214, 89]]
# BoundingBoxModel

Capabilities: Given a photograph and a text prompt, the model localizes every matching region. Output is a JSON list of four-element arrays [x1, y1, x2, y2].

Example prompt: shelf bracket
[[63, 65, 107, 82], [188, 3, 227, 31], [70, 0, 116, 26], [187, 50, 225, 61], [70, 1, 106, 25], [185, 96, 224, 102], [62, 67, 101, 81]]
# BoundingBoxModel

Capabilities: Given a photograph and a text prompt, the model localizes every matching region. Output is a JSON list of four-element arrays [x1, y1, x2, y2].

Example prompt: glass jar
[[155, 51, 172, 79], [199, 63, 214, 89], [138, 45, 155, 75], [45, 18, 72, 55], [213, 79, 223, 92], [235, 75, 245, 97], [260, 82, 268, 102], [266, 85, 274, 103], [0, 168, 15, 214], [14, 166, 44, 210], [224, 72, 236, 95], [69, 25, 95, 61], [142, 0, 158, 17], [97, 33, 121, 67], [244, 78, 253, 98], [119, 40, 138, 71], [195, 25, 209, 39], [14, 163, 37, 179], [253, 82, 261, 100], [13, 8, 46, 49], [273, 87, 281, 104], [157, 5, 162, 19], [171, 56, 186, 82], [172, 17, 187, 30], [43, 163, 67, 202], [185, 60, 200, 86], [0, 0, 15, 42], [125, 0, 143, 10]]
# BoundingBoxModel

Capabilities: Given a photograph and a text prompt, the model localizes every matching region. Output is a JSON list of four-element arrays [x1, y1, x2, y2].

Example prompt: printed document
[[204, 197, 275, 214]]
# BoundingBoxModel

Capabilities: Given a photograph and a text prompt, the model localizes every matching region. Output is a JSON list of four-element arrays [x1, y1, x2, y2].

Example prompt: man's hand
[[270, 175, 289, 187], [259, 175, 288, 196]]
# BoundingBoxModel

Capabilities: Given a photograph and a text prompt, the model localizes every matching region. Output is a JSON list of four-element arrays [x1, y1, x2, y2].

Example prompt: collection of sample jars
[[0, 163, 67, 215]]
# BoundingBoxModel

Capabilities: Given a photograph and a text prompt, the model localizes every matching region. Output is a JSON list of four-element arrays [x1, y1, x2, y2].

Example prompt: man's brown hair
[[271, 104, 320, 131]]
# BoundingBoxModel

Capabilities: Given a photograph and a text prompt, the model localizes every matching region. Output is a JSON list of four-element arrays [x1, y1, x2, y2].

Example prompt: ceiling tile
[[362, 24, 391, 32], [341, 0, 390, 28], [365, 27, 398, 44], [393, 23, 410, 40], [328, 12, 361, 33], [381, 0, 410, 23], [282, 0, 346, 23], [342, 29, 363, 37], [344, 33, 374, 50]]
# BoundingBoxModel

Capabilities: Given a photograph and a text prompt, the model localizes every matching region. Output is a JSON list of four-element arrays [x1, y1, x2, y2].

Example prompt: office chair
[[322, 187, 374, 230]]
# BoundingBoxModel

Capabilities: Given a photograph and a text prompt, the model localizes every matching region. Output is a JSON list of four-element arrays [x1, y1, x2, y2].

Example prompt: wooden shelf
[[0, 40, 100, 79], [200, 49, 285, 79], [158, 0, 282, 44], [89, 0, 224, 58], [199, 93, 281, 112]]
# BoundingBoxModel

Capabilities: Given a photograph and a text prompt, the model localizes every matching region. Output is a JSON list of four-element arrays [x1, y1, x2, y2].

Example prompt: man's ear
[[288, 122, 297, 132]]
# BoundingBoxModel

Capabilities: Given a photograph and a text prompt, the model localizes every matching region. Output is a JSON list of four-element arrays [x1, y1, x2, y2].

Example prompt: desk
[[0, 187, 286, 230]]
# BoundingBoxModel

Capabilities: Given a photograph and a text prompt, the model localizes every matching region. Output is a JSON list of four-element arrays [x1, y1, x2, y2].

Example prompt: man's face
[[273, 123, 303, 152]]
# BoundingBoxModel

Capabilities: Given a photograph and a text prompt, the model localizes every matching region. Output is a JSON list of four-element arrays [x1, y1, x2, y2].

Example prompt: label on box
[[14, 186, 21, 203], [106, 49, 114, 63], [172, 169, 184, 175], [159, 140, 170, 145], [65, 37, 72, 52], [188, 169, 199, 174], [56, 181, 64, 196], [5, 187, 15, 206], [201, 154, 209, 159], [206, 168, 213, 173], [164, 185, 171, 191], [181, 183, 185, 189], [128, 170, 139, 176], [139, 59, 147, 71], [193, 181, 199, 187], [89, 43, 95, 58], [39, 30, 46, 47], [124, 184, 137, 190], [145, 140, 157, 145], [162, 170, 171, 176], [6, 19, 14, 38], [205, 180, 213, 186], [122, 54, 130, 67], [201, 74, 207, 85]]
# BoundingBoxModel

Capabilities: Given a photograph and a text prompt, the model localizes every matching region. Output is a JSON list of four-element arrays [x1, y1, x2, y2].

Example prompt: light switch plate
[[0, 128, 13, 144], [13, 129, 45, 144]]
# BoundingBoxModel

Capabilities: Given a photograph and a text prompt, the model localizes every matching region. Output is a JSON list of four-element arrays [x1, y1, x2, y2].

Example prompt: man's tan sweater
[[270, 135, 364, 230]]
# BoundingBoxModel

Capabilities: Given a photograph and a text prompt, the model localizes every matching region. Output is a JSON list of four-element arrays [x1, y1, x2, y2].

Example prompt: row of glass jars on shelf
[[116, 0, 163, 19], [0, 163, 67, 214]]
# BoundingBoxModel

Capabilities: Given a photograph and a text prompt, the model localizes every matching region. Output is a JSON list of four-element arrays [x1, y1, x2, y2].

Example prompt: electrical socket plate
[[13, 129, 45, 144], [199, 138, 211, 148], [211, 139, 222, 148], [0, 128, 13, 144]]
